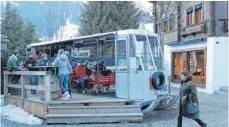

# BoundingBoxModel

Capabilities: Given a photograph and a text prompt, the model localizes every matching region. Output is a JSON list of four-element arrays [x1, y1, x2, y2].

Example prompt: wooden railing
[[3, 71, 59, 106]]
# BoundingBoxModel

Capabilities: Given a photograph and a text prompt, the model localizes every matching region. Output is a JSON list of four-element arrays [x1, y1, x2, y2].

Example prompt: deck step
[[48, 105, 141, 114], [48, 100, 133, 107], [46, 113, 143, 124]]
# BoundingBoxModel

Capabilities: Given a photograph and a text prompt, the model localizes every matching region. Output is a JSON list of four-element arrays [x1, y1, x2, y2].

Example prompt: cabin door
[[115, 35, 130, 99]]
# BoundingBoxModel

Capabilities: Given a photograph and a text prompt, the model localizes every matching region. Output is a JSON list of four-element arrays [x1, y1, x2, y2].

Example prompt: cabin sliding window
[[148, 37, 163, 70], [116, 38, 127, 71], [135, 35, 156, 71]]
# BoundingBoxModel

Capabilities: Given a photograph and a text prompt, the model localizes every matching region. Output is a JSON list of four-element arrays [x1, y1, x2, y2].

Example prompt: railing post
[[21, 75, 25, 107], [4, 74, 9, 97], [44, 75, 51, 104]]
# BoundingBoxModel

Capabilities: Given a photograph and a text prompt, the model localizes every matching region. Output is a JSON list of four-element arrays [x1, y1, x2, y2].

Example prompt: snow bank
[[0, 95, 43, 125]]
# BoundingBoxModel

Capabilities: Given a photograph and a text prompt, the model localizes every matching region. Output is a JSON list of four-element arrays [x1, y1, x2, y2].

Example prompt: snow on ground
[[0, 95, 43, 125]]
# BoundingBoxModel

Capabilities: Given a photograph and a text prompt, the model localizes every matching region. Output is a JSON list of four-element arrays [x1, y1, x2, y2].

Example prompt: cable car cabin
[[27, 29, 178, 113]]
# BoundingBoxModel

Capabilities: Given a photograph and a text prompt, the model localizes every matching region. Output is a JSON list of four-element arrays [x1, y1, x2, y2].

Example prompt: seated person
[[36, 53, 52, 71], [36, 53, 50, 66], [73, 60, 89, 93], [95, 60, 106, 71], [6, 50, 24, 84]]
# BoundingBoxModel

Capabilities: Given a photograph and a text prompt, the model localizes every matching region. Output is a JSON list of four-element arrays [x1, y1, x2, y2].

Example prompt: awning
[[195, 3, 202, 10], [167, 38, 207, 47], [186, 7, 193, 13]]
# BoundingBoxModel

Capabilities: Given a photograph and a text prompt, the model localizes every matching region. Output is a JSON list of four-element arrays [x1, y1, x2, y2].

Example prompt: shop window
[[195, 3, 203, 24], [186, 8, 193, 25], [172, 52, 184, 80], [188, 50, 206, 84]]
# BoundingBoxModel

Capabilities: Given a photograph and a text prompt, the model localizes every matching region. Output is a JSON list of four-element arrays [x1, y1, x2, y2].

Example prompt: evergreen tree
[[1, 2, 37, 56], [79, 1, 142, 36]]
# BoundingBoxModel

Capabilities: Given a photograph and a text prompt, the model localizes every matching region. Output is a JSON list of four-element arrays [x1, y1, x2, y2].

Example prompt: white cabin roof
[[27, 29, 158, 47]]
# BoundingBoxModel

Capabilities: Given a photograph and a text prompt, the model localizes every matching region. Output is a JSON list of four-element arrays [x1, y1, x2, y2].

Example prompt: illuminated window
[[186, 7, 193, 25], [195, 3, 203, 24]]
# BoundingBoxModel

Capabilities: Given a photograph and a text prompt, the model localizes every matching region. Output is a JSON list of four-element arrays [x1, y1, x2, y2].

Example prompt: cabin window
[[195, 3, 203, 24], [186, 8, 193, 25], [116, 39, 127, 71]]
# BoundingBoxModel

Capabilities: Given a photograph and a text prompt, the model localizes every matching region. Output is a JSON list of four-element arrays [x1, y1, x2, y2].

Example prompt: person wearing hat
[[53, 49, 72, 100], [36, 53, 50, 66], [177, 70, 207, 127], [24, 52, 38, 94], [73, 60, 89, 93], [65, 51, 74, 94], [6, 49, 23, 84], [65, 51, 73, 66]]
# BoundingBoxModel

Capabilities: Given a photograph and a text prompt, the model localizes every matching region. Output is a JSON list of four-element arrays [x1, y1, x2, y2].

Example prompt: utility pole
[[152, 1, 157, 34], [177, 2, 181, 42], [209, 1, 216, 37]]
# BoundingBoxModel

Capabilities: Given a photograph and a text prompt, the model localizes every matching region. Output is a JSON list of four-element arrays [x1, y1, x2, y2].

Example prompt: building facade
[[162, 1, 228, 94]]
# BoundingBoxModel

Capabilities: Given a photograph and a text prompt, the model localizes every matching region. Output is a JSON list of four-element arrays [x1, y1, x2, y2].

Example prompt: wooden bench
[[88, 73, 115, 85]]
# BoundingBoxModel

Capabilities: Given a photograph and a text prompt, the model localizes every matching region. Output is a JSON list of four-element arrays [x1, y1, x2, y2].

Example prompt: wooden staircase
[[46, 99, 143, 124]]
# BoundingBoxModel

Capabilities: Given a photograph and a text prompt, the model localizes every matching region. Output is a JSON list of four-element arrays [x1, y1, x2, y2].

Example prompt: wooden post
[[23, 76, 28, 99], [4, 74, 9, 97], [21, 75, 24, 107], [44, 75, 51, 103]]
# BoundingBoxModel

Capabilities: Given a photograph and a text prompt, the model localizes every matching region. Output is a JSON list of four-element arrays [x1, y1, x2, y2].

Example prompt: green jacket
[[179, 79, 199, 119], [6, 54, 19, 70]]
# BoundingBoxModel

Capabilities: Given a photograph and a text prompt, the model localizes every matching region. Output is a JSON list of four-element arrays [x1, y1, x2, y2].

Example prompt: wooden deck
[[4, 71, 143, 124]]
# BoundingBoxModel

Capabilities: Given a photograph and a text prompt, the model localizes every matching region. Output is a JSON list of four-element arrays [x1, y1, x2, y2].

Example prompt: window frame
[[186, 7, 194, 26], [169, 15, 175, 31], [186, 11, 193, 25], [194, 3, 203, 24]]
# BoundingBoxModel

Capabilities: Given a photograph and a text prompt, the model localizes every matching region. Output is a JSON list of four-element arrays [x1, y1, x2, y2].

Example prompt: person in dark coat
[[177, 70, 207, 127], [24, 52, 38, 94]]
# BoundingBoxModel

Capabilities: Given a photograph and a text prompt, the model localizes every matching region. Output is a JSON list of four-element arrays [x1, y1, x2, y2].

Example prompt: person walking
[[177, 70, 207, 127], [53, 49, 72, 100]]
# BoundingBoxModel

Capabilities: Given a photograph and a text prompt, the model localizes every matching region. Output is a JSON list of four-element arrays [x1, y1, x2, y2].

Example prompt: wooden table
[[30, 66, 58, 74]]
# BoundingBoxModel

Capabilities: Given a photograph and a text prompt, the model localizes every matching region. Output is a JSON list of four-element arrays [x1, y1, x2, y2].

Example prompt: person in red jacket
[[73, 60, 89, 93]]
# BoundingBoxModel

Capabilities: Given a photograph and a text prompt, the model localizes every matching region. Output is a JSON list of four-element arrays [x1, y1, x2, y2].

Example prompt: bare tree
[[39, 1, 68, 40]]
